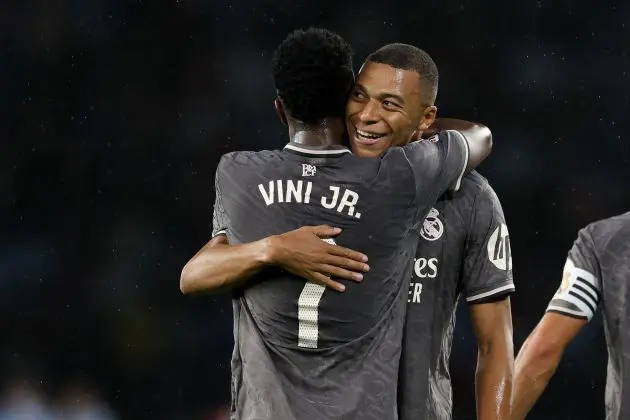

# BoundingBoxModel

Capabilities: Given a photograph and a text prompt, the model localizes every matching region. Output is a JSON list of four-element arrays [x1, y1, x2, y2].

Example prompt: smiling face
[[345, 61, 436, 157]]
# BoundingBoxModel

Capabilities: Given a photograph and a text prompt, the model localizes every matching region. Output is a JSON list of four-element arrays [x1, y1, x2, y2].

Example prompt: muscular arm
[[423, 118, 493, 172], [511, 313, 587, 420], [512, 226, 600, 419], [180, 234, 272, 294], [469, 297, 514, 420], [180, 226, 369, 295]]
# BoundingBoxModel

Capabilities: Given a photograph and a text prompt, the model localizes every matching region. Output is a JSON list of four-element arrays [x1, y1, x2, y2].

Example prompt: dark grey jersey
[[211, 131, 469, 420], [545, 211, 630, 419], [398, 171, 515, 420]]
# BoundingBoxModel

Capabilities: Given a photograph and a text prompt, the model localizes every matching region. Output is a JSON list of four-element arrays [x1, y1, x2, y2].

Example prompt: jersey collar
[[283, 143, 351, 158]]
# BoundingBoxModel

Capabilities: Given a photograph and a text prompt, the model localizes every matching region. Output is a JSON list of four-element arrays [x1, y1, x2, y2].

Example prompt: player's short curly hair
[[272, 28, 354, 125], [366, 43, 439, 105]]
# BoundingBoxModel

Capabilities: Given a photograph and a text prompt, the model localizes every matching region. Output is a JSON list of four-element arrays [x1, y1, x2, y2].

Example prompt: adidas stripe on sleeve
[[546, 257, 601, 321]]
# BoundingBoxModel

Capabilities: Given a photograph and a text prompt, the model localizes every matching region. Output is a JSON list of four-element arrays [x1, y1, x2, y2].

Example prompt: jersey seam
[[465, 280, 515, 302], [451, 130, 470, 191], [402, 148, 425, 221], [459, 183, 485, 291]]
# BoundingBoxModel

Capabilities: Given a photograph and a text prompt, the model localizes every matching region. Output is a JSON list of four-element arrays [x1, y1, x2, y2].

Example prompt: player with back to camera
[[180, 28, 491, 420], [512, 211, 630, 419]]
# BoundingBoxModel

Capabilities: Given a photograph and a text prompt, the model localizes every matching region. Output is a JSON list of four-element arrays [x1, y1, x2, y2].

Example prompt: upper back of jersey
[[213, 132, 469, 420]]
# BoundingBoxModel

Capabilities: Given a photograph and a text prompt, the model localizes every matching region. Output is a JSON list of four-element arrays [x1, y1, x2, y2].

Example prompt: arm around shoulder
[[455, 124, 492, 174], [422, 119, 492, 173]]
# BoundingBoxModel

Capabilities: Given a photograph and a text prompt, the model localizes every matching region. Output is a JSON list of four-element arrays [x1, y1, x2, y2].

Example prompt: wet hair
[[366, 43, 438, 104], [272, 28, 354, 124]]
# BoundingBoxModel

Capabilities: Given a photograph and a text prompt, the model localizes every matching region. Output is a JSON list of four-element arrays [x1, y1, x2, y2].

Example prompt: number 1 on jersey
[[297, 238, 335, 348]]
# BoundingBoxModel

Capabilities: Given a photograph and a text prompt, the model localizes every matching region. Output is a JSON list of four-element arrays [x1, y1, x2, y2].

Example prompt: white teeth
[[356, 129, 383, 139]]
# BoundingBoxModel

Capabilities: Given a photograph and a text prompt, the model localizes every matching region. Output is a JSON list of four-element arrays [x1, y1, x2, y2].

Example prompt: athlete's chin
[[350, 135, 391, 157]]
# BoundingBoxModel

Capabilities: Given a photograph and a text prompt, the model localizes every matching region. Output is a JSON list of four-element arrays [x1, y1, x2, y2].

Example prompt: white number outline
[[297, 238, 334, 348]]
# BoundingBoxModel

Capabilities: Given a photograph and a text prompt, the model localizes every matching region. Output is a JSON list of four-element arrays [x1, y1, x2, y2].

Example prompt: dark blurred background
[[1, 1, 628, 419]]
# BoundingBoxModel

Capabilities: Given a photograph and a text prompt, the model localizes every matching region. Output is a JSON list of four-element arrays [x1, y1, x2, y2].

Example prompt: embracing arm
[[180, 234, 271, 294], [470, 297, 514, 420], [180, 226, 370, 295]]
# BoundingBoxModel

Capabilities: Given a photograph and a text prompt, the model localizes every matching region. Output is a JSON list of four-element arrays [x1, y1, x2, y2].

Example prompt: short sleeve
[[401, 130, 469, 204], [546, 227, 602, 321], [462, 184, 515, 303], [211, 156, 230, 238]]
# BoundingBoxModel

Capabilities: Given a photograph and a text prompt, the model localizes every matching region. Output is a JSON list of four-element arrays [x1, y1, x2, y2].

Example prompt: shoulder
[[586, 211, 630, 232], [218, 149, 283, 169], [443, 170, 492, 204], [580, 211, 630, 248], [458, 170, 488, 193], [458, 171, 503, 207]]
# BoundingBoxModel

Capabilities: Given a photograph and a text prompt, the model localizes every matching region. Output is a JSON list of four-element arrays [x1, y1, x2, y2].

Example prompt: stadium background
[[2, 1, 628, 419]]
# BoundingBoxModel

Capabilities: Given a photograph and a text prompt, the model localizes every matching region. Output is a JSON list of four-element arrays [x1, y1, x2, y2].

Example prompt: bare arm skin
[[180, 225, 370, 295], [180, 234, 270, 294], [511, 313, 587, 420], [470, 297, 514, 420]]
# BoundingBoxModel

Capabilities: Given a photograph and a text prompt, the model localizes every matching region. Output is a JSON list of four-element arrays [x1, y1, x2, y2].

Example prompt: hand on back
[[268, 225, 369, 292]]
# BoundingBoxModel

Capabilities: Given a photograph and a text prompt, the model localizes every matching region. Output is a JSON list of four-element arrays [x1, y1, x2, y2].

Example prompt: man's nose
[[358, 101, 380, 124]]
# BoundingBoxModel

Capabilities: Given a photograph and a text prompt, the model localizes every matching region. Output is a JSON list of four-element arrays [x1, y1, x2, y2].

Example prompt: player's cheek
[[345, 102, 359, 122]]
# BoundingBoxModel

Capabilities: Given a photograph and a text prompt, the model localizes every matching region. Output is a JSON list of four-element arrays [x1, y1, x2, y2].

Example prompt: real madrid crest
[[420, 207, 444, 241]]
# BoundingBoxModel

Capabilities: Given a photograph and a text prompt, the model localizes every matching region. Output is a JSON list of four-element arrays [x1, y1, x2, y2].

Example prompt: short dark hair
[[272, 28, 354, 124], [366, 43, 439, 104]]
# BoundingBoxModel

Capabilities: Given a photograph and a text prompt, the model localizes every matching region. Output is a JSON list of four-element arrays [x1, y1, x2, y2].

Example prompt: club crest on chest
[[420, 207, 444, 241]]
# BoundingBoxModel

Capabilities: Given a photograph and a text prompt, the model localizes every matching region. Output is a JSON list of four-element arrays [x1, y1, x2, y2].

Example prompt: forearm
[[180, 239, 272, 294], [511, 339, 561, 420], [476, 346, 513, 420]]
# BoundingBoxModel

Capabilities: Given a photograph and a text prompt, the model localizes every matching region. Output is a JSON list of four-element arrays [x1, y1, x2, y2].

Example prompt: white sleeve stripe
[[466, 283, 515, 302], [451, 130, 469, 192], [213, 229, 227, 237], [546, 305, 589, 320]]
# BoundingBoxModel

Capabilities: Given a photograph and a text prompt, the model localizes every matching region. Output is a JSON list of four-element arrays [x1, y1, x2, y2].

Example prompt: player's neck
[[289, 118, 346, 148]]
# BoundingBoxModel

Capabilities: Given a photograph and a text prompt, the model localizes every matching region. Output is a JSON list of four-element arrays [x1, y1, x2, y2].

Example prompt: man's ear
[[274, 98, 287, 126], [418, 105, 437, 131]]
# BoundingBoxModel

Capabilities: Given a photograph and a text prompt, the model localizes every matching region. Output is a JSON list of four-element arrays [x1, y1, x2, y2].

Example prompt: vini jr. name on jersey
[[258, 179, 361, 219]]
